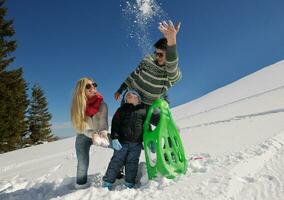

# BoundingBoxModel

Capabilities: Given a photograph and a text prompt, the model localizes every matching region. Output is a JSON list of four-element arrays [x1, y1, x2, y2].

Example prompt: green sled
[[143, 99, 188, 180]]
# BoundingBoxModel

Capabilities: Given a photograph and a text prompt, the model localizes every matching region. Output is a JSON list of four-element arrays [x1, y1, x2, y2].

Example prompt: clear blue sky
[[6, 0, 284, 137]]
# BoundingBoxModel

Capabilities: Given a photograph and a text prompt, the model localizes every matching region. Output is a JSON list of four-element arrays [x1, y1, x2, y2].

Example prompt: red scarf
[[85, 92, 103, 117]]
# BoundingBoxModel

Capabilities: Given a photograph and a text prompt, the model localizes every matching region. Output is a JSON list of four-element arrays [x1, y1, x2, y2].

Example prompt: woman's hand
[[158, 20, 181, 46], [92, 133, 101, 145], [99, 130, 110, 147]]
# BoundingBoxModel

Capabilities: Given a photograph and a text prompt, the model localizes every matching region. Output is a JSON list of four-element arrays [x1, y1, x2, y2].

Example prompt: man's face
[[155, 48, 166, 65]]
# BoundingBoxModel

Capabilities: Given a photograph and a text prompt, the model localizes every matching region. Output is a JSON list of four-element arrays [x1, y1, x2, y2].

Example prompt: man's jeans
[[75, 134, 93, 185], [103, 142, 142, 184]]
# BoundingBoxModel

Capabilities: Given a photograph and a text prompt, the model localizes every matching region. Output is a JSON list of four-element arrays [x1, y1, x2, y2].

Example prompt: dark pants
[[144, 103, 161, 126], [104, 142, 142, 184], [75, 134, 93, 185]]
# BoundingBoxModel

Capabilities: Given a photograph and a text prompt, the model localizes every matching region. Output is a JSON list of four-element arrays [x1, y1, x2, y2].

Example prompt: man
[[115, 20, 182, 108], [114, 20, 182, 179]]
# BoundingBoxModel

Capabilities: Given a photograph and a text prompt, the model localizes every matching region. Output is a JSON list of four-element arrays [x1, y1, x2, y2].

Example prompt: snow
[[137, 0, 154, 16], [122, 0, 168, 54], [1, 60, 284, 199]]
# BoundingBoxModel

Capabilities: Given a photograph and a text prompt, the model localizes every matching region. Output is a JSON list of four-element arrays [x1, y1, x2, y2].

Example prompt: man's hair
[[154, 38, 167, 50]]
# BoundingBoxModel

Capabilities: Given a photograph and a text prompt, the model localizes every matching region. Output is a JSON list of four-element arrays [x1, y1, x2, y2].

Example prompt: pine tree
[[0, 0, 16, 72], [27, 83, 54, 144], [0, 0, 29, 153]]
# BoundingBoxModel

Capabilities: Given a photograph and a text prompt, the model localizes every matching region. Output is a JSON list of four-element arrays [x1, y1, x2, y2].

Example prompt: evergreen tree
[[0, 0, 16, 72], [0, 0, 29, 153], [27, 83, 54, 144]]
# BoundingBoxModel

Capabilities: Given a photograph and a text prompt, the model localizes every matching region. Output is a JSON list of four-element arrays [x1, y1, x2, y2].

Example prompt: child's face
[[126, 93, 139, 105]]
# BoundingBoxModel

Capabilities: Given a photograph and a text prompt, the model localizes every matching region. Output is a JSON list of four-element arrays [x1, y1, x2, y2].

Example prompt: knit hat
[[124, 89, 141, 104]]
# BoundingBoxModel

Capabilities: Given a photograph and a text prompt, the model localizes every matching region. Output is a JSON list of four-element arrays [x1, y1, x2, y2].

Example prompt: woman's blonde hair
[[71, 77, 94, 132]]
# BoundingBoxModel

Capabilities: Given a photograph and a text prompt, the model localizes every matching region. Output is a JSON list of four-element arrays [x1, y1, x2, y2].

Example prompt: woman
[[71, 77, 109, 189]]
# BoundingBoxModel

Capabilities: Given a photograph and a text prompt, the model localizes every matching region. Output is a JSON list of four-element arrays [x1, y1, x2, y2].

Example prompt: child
[[103, 90, 146, 189]]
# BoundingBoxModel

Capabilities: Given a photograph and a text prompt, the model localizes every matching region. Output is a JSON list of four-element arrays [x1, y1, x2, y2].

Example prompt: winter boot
[[124, 182, 135, 189], [102, 181, 113, 190]]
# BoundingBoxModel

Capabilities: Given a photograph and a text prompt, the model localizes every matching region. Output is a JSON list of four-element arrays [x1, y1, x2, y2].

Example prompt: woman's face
[[126, 93, 139, 105], [85, 80, 97, 99]]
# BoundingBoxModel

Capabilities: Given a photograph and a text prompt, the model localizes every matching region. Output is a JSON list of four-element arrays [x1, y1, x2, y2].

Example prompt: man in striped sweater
[[115, 20, 182, 107]]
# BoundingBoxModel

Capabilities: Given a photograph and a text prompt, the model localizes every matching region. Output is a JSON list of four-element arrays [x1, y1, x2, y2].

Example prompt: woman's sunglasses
[[154, 51, 165, 58], [85, 82, 97, 89]]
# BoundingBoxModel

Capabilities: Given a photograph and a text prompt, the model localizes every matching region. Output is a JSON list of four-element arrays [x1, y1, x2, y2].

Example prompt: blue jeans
[[75, 134, 93, 185], [103, 142, 142, 184]]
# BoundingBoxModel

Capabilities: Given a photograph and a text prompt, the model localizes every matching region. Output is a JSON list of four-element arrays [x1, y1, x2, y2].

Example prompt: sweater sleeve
[[165, 45, 182, 86], [80, 118, 94, 138], [116, 61, 144, 94], [111, 108, 122, 140], [98, 102, 108, 132], [116, 82, 128, 95]]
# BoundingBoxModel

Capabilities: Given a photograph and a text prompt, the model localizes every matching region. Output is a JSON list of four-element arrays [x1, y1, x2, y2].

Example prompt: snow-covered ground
[[1, 60, 284, 199]]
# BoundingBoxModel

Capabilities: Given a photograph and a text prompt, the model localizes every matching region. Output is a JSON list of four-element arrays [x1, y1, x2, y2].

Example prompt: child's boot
[[124, 182, 135, 189], [102, 181, 113, 190]]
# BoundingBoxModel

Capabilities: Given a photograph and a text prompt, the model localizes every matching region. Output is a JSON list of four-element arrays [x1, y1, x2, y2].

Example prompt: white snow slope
[[1, 60, 284, 200]]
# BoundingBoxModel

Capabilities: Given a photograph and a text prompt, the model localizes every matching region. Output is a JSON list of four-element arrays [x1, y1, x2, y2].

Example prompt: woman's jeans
[[75, 134, 93, 185]]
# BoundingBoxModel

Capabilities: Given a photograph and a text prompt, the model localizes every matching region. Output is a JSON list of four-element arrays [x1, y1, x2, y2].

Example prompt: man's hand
[[158, 20, 181, 46], [114, 92, 121, 100]]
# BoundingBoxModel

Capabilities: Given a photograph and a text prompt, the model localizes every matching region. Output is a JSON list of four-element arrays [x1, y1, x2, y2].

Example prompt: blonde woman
[[71, 77, 109, 189]]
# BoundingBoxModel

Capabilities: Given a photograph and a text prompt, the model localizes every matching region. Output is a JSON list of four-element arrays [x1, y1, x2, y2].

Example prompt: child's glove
[[112, 139, 122, 151]]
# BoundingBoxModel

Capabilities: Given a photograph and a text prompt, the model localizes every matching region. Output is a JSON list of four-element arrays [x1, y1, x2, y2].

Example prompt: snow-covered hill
[[1, 60, 284, 200]]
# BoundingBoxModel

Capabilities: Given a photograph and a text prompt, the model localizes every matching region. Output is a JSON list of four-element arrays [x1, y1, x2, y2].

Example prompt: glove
[[112, 139, 122, 151], [92, 133, 102, 146], [99, 130, 110, 147]]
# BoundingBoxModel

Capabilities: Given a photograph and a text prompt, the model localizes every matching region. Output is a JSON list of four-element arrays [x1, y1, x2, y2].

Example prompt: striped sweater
[[117, 45, 182, 105]]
